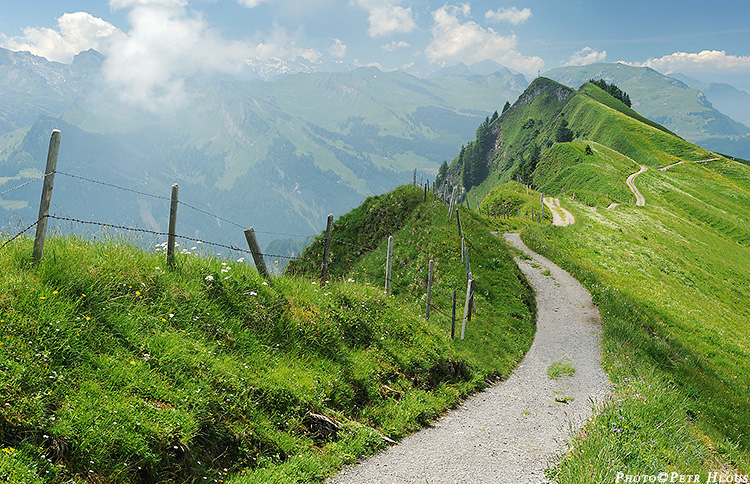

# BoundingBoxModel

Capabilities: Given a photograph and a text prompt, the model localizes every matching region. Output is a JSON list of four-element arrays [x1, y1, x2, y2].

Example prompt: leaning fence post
[[460, 278, 475, 340], [166, 183, 179, 268], [425, 259, 434, 319], [32, 129, 61, 263], [456, 208, 463, 238], [385, 235, 393, 294], [464, 246, 471, 282], [451, 290, 457, 339], [320, 213, 334, 284], [423, 183, 427, 202], [413, 168, 417, 186], [244, 227, 270, 279]]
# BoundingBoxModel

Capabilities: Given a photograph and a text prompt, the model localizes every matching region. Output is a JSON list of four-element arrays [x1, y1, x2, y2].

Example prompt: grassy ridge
[[523, 156, 750, 481], [0, 186, 536, 483]]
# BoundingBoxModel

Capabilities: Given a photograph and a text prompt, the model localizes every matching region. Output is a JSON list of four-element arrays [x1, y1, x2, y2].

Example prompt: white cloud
[[484, 7, 532, 25], [424, 4, 543, 76], [249, 27, 322, 62], [236, 0, 269, 7], [329, 38, 347, 58], [103, 0, 255, 110], [381, 40, 410, 52], [629, 50, 750, 74], [0, 12, 124, 63], [564, 47, 607, 66], [354, 0, 417, 38]]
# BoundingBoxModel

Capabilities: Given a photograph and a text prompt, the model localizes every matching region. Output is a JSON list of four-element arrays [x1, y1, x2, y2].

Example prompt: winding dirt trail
[[658, 157, 719, 171], [626, 166, 647, 207], [543, 197, 575, 226], [328, 234, 609, 484]]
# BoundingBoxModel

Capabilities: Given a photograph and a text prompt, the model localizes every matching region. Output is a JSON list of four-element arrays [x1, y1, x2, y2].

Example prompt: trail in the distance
[[328, 234, 609, 484], [543, 197, 575, 226], [626, 166, 647, 207], [658, 157, 719, 171]]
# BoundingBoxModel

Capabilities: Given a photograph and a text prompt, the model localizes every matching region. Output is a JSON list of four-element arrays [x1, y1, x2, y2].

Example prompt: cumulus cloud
[[424, 4, 543, 76], [103, 0, 256, 110], [629, 50, 750, 74], [354, 0, 417, 38], [381, 40, 410, 52], [0, 12, 124, 63], [564, 47, 607, 66], [329, 38, 347, 58], [236, 0, 269, 7], [484, 7, 532, 25]]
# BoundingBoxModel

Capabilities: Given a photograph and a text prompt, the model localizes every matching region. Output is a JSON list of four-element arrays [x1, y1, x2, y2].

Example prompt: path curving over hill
[[543, 197, 575, 226], [328, 234, 609, 484], [626, 165, 648, 206], [658, 157, 719, 171]]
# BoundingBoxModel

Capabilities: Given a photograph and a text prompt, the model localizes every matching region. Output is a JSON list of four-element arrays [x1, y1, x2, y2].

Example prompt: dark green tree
[[555, 119, 574, 143], [435, 160, 448, 187], [502, 101, 511, 114], [490, 110, 499, 124]]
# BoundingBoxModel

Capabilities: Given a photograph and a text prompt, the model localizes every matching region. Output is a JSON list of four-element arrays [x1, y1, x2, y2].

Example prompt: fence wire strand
[[0, 173, 51, 198], [0, 219, 41, 252]]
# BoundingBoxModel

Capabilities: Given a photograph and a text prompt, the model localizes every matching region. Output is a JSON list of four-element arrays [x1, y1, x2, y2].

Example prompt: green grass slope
[[435, 75, 750, 480], [0, 185, 536, 483], [524, 157, 750, 480]]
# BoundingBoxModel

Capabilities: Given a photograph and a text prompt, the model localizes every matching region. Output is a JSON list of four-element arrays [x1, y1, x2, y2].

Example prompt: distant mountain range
[[1, 50, 749, 255]]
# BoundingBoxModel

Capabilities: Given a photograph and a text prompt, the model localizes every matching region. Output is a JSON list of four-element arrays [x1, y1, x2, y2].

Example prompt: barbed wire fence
[[1, 130, 484, 339]]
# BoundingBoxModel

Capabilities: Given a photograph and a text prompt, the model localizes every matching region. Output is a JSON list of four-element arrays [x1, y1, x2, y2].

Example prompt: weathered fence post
[[540, 192, 545, 223], [385, 235, 393, 294], [461, 237, 465, 263], [244, 227, 270, 279], [425, 259, 434, 319], [456, 208, 463, 238], [451, 290, 457, 339], [413, 168, 417, 186], [460, 278, 475, 340], [464, 246, 471, 281], [423, 183, 427, 202], [321, 213, 334, 284], [166, 183, 179, 268], [32, 129, 61, 263]]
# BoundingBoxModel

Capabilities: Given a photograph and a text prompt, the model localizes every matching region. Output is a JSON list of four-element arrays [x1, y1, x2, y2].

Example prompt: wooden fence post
[[413, 168, 417, 186], [167, 183, 179, 268], [451, 290, 457, 339], [460, 278, 475, 340], [425, 259, 434, 319], [321, 213, 334, 284], [464, 246, 471, 281], [244, 227, 270, 279], [461, 237, 465, 263], [423, 183, 427, 202], [385, 235, 393, 294], [456, 208, 463, 238], [32, 129, 61, 263]]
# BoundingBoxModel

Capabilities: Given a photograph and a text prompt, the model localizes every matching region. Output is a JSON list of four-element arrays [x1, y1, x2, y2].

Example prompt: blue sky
[[1, 0, 749, 90]]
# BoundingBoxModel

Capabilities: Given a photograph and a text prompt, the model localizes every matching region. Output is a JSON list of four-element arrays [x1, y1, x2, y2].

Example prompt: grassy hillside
[[524, 156, 750, 481], [0, 185, 536, 483], [545, 63, 749, 139], [433, 76, 750, 480]]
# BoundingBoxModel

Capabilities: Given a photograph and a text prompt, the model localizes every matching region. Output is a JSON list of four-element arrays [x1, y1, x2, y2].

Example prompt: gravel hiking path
[[658, 157, 719, 171], [328, 234, 609, 484], [626, 166, 647, 207], [543, 197, 575, 226]]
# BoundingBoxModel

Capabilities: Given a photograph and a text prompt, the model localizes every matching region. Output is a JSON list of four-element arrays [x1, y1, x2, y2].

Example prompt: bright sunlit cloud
[[629, 50, 750, 74], [425, 4, 543, 76], [0, 12, 124, 63], [484, 7, 532, 25], [354, 0, 417, 38], [565, 47, 607, 66]]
